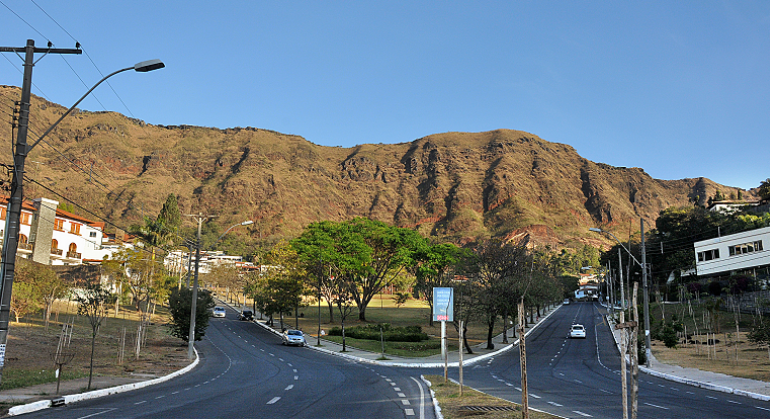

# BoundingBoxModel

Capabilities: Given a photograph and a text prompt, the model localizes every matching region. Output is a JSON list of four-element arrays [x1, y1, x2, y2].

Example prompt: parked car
[[282, 330, 307, 347], [569, 324, 586, 339], [239, 310, 254, 321], [212, 306, 226, 318], [563, 298, 570, 305]]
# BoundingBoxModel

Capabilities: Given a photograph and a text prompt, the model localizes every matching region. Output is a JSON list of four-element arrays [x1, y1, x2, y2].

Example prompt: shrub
[[327, 324, 429, 342]]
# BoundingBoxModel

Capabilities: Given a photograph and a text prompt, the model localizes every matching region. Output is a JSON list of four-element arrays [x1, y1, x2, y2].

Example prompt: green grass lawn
[[321, 335, 458, 358]]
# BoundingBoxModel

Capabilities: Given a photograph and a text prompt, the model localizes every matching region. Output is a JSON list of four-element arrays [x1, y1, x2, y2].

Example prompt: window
[[729, 241, 764, 256], [68, 243, 77, 253], [69, 223, 81, 235], [89, 231, 97, 238], [51, 239, 58, 249], [697, 248, 720, 262], [20, 212, 31, 225], [19, 234, 27, 244], [54, 219, 65, 231]]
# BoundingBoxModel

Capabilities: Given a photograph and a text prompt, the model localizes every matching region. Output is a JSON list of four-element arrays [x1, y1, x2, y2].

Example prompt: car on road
[[563, 298, 570, 305], [212, 306, 226, 318], [569, 324, 586, 339], [239, 310, 254, 321], [282, 329, 307, 347]]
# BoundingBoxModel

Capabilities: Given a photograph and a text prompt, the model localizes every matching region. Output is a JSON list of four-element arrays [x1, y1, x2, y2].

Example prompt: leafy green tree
[[412, 242, 465, 326], [75, 281, 113, 390], [157, 193, 182, 236], [167, 286, 215, 342], [11, 258, 43, 323]]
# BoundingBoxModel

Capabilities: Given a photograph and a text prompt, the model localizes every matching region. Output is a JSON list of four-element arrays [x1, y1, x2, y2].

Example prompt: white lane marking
[[600, 389, 612, 394], [559, 373, 565, 376], [686, 391, 695, 395], [294, 375, 299, 380], [171, 391, 179, 395], [402, 399, 411, 405], [505, 383, 513, 387], [134, 401, 147, 405], [530, 393, 541, 399], [706, 396, 718, 400], [394, 387, 401, 391], [574, 379, 583, 384], [671, 387, 679, 391], [548, 402, 563, 407], [194, 384, 200, 388], [398, 393, 406, 398], [573, 411, 592, 417], [78, 408, 117, 419], [184, 388, 191, 391], [260, 349, 265, 352], [293, 369, 298, 373], [267, 397, 281, 405], [497, 379, 505, 382], [515, 387, 522, 391], [269, 353, 274, 357], [203, 381, 209, 384], [755, 406, 770, 412], [644, 403, 669, 410], [410, 376, 426, 419], [728, 400, 741, 405], [658, 384, 666, 388], [279, 358, 284, 362], [285, 385, 294, 391], [288, 363, 293, 367], [405, 408, 415, 416], [155, 395, 165, 399]]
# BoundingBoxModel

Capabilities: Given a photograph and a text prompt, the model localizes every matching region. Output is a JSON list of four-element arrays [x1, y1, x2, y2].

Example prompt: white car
[[569, 324, 586, 339], [563, 298, 570, 305], [212, 306, 226, 318], [282, 330, 307, 347]]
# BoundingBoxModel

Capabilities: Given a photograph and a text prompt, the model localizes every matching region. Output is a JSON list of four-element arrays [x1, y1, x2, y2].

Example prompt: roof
[[55, 208, 97, 225]]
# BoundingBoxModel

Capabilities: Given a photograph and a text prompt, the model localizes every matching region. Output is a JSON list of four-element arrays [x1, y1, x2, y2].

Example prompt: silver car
[[569, 324, 586, 339], [212, 306, 226, 318], [282, 330, 306, 347]]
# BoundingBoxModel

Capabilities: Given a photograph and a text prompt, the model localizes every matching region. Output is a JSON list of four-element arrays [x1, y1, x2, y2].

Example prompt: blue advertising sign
[[433, 287, 454, 322]]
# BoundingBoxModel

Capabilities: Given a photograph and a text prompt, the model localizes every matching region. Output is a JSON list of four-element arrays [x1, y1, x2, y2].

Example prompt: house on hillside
[[708, 199, 761, 215], [694, 226, 770, 287], [0, 196, 129, 266]]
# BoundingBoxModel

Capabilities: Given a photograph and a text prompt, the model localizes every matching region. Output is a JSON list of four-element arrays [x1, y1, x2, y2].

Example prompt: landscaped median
[[423, 375, 559, 419]]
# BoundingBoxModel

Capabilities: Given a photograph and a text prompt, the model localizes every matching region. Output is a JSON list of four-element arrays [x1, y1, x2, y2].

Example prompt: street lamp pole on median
[[0, 40, 163, 385]]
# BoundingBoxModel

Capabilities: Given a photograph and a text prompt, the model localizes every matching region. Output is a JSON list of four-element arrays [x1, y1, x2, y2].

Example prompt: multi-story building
[[0, 196, 118, 266], [694, 226, 770, 278]]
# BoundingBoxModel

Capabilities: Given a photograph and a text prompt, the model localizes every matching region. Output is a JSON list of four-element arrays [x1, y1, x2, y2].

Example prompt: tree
[[748, 321, 770, 362], [75, 281, 113, 390], [157, 193, 182, 237], [14, 258, 65, 326], [11, 258, 43, 323], [167, 286, 215, 342], [759, 178, 770, 203]]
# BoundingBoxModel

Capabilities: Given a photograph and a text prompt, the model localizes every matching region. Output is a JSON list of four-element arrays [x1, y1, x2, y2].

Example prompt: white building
[[694, 226, 770, 277], [0, 196, 126, 266]]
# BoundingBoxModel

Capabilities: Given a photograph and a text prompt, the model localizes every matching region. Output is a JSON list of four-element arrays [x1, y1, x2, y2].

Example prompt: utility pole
[[0, 40, 81, 385], [186, 213, 215, 360], [640, 219, 652, 368], [518, 299, 529, 419]]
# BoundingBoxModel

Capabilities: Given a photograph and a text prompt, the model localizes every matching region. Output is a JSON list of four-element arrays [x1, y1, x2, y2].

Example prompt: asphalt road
[[448, 301, 770, 418], [18, 306, 433, 419]]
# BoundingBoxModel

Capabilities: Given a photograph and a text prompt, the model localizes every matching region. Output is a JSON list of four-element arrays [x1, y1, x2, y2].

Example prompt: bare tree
[[75, 281, 113, 390]]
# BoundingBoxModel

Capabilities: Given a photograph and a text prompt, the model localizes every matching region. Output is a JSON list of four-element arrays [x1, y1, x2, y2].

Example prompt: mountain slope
[[0, 86, 751, 248]]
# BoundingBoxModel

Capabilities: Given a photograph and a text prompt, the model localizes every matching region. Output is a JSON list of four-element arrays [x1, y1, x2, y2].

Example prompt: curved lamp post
[[0, 55, 164, 384], [187, 219, 253, 360]]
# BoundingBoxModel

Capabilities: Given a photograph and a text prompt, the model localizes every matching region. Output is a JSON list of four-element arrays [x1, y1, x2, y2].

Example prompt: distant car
[[282, 330, 307, 347], [570, 324, 586, 339], [212, 307, 226, 318], [563, 298, 570, 305], [239, 310, 254, 321]]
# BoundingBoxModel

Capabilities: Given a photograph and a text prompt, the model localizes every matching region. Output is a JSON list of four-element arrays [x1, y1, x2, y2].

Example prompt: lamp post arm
[[28, 67, 133, 153], [595, 229, 642, 266]]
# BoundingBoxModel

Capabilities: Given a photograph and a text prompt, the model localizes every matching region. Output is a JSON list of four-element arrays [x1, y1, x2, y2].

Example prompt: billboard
[[433, 287, 454, 322]]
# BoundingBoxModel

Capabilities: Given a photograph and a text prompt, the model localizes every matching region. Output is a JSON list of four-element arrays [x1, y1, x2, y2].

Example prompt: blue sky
[[2, 1, 769, 190]]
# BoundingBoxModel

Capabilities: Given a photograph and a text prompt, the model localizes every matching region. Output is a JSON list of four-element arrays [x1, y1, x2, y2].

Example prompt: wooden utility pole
[[615, 316, 630, 418], [631, 281, 640, 418], [518, 299, 529, 419]]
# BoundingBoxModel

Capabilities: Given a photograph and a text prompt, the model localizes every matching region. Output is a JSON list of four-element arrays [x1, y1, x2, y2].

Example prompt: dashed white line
[[670, 387, 679, 391], [288, 363, 293, 367], [402, 399, 411, 405], [548, 401, 563, 407], [267, 397, 281, 405], [686, 391, 695, 395], [184, 388, 191, 391], [755, 406, 770, 412], [706, 396, 718, 400], [530, 393, 541, 399], [405, 408, 415, 416], [171, 391, 179, 395], [398, 393, 406, 398], [279, 358, 284, 362], [728, 400, 741, 405], [134, 401, 147, 405], [294, 375, 299, 380], [505, 383, 513, 387], [573, 410, 592, 417], [293, 369, 298, 373], [574, 379, 583, 384], [515, 387, 522, 391], [394, 387, 401, 391], [285, 385, 294, 391], [599, 389, 612, 394], [269, 353, 275, 357], [644, 403, 669, 410], [155, 395, 165, 399]]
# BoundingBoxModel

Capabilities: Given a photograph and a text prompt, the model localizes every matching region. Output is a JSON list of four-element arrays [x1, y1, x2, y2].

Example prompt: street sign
[[433, 287, 454, 322]]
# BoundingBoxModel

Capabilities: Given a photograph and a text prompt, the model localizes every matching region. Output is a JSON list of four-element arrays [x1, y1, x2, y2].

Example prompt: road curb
[[8, 348, 200, 417], [421, 375, 443, 420]]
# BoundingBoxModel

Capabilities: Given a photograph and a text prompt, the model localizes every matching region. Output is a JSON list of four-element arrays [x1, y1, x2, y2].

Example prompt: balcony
[[17, 242, 33, 256], [66, 251, 82, 259], [51, 248, 63, 256]]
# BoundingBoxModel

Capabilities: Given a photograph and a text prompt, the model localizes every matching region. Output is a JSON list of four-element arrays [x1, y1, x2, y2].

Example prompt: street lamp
[[0, 48, 164, 384], [187, 219, 252, 360], [590, 226, 652, 367]]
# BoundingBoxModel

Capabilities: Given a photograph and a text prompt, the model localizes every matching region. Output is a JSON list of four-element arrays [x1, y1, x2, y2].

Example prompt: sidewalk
[[601, 303, 770, 401]]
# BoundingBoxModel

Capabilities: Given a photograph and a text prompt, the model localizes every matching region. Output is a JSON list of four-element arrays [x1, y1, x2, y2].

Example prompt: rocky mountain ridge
[[1, 85, 753, 249]]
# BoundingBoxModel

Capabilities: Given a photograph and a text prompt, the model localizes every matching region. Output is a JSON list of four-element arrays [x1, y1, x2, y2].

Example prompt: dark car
[[239, 310, 254, 321]]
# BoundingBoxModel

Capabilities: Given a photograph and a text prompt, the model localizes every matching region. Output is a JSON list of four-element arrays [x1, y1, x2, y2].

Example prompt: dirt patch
[[651, 332, 770, 382]]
